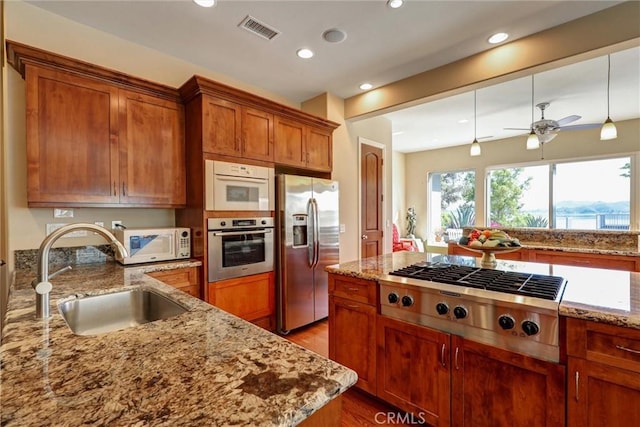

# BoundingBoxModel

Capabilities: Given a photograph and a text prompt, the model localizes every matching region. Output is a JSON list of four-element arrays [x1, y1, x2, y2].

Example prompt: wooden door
[[377, 316, 451, 426], [202, 96, 241, 156], [242, 107, 274, 161], [25, 65, 119, 205], [451, 337, 565, 427], [306, 126, 332, 172], [360, 144, 383, 257], [329, 296, 377, 394], [567, 358, 640, 427], [274, 116, 306, 168], [119, 89, 185, 206]]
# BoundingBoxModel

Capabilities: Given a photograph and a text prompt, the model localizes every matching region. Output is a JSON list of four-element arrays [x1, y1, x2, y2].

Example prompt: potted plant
[[406, 207, 417, 238]]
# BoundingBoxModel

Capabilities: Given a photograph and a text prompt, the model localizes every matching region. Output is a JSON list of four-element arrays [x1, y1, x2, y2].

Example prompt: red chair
[[392, 224, 417, 252]]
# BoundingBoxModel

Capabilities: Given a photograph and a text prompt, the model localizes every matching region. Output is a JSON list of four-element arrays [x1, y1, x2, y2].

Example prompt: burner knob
[[498, 315, 516, 330], [522, 320, 540, 336], [388, 293, 399, 304], [453, 306, 468, 319], [401, 295, 414, 307], [436, 302, 449, 315]]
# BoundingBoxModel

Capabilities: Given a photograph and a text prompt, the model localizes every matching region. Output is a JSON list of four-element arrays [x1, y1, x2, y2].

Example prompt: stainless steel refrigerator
[[276, 174, 339, 333]]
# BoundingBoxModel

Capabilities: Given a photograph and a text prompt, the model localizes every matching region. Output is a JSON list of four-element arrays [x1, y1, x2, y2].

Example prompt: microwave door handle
[[306, 199, 314, 268], [312, 198, 320, 268], [211, 230, 273, 237], [215, 176, 266, 184]]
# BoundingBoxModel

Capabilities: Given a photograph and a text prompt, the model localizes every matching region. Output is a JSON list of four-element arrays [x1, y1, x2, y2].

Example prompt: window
[[428, 170, 475, 243], [487, 165, 549, 228], [487, 156, 631, 230]]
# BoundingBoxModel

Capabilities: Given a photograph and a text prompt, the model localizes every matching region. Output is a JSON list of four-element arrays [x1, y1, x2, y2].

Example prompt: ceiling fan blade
[[559, 123, 601, 131], [503, 127, 530, 131], [555, 115, 581, 126]]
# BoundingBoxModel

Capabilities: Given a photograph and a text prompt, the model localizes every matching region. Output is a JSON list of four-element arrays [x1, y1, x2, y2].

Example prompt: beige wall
[[404, 119, 640, 241], [392, 151, 406, 231]]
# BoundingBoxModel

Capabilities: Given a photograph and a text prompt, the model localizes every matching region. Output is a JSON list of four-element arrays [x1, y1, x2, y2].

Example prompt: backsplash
[[461, 227, 639, 252], [14, 245, 115, 271]]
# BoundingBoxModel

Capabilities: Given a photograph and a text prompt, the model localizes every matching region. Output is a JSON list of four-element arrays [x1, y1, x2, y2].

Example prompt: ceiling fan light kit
[[470, 139, 481, 156], [600, 54, 618, 141], [526, 130, 540, 150], [470, 91, 481, 156]]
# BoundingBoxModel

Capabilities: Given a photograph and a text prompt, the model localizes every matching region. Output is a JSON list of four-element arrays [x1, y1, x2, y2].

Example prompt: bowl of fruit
[[457, 229, 521, 266]]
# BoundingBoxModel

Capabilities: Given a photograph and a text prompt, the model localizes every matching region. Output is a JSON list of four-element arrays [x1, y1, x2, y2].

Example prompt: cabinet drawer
[[329, 275, 377, 305], [566, 318, 640, 373], [147, 267, 199, 288]]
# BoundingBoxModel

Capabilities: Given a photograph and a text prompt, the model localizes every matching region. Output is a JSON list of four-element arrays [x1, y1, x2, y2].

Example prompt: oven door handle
[[211, 229, 272, 237], [215, 176, 267, 184]]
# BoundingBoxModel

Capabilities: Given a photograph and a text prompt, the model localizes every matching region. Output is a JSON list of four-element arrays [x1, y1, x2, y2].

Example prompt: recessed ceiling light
[[296, 48, 314, 59], [323, 29, 347, 43], [488, 32, 509, 44], [387, 0, 404, 9], [359, 83, 373, 90], [193, 0, 216, 7], [458, 119, 469, 124]]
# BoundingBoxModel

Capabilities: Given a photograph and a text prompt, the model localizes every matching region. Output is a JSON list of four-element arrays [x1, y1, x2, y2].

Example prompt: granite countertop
[[1, 261, 356, 426], [327, 251, 640, 330]]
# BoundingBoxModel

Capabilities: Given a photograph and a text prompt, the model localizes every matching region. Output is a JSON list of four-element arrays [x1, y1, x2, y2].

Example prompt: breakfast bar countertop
[[0, 261, 356, 426], [326, 251, 640, 330]]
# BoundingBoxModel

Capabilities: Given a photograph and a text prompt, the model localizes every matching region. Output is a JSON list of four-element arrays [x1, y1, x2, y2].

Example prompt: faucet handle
[[34, 281, 53, 295], [49, 265, 73, 280]]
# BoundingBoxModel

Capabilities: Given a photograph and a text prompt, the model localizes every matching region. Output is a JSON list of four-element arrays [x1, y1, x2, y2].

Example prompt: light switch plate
[[339, 224, 346, 233]]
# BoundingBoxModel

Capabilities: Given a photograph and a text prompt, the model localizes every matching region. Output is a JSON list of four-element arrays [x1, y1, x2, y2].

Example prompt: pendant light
[[526, 75, 540, 150], [600, 54, 617, 140], [469, 91, 481, 156]]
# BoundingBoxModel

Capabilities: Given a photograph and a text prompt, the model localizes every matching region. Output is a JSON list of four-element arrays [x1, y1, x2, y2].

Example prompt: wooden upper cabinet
[[119, 89, 186, 206], [242, 107, 274, 161], [202, 96, 241, 156], [274, 116, 306, 168], [274, 116, 332, 172], [25, 65, 120, 205], [8, 41, 186, 208]]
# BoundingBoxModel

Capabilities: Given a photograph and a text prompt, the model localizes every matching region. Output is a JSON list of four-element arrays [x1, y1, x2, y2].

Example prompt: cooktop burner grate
[[389, 262, 565, 300]]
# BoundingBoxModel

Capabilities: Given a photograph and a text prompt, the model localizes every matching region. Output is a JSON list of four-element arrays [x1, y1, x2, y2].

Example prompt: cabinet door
[[25, 65, 119, 205], [568, 357, 640, 427], [305, 126, 332, 172], [329, 296, 377, 394], [274, 116, 306, 168], [377, 316, 451, 426], [202, 96, 242, 156], [119, 89, 185, 206], [451, 337, 565, 427], [242, 107, 274, 161], [207, 272, 274, 321]]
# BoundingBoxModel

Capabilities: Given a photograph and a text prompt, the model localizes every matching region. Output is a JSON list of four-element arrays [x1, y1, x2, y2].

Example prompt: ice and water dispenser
[[292, 214, 308, 247]]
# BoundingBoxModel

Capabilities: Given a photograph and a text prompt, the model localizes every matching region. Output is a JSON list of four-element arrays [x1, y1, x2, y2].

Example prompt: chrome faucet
[[32, 223, 128, 319]]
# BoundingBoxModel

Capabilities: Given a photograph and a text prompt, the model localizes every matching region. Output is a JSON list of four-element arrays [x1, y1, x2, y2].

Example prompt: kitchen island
[[1, 261, 356, 426]]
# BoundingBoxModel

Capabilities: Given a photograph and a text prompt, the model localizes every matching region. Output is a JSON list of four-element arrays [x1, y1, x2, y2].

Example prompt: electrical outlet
[[111, 220, 122, 230], [94, 222, 104, 228], [53, 208, 74, 218], [46, 223, 87, 238]]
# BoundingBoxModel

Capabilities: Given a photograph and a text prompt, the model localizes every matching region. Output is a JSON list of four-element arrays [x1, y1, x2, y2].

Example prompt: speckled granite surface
[[327, 252, 640, 330], [461, 227, 640, 255], [1, 261, 356, 426]]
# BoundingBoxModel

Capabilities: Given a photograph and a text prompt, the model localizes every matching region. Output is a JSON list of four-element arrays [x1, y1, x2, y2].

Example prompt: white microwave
[[205, 160, 274, 211], [114, 227, 191, 265]]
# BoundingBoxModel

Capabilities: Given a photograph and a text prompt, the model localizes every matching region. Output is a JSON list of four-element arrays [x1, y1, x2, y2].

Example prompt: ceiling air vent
[[239, 15, 280, 41]]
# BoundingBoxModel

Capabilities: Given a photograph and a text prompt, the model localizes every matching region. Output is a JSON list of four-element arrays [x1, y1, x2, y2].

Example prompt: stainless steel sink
[[58, 288, 188, 336]]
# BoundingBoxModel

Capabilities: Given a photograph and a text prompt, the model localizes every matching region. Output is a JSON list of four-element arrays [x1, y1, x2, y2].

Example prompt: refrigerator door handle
[[306, 198, 315, 268], [312, 198, 320, 268]]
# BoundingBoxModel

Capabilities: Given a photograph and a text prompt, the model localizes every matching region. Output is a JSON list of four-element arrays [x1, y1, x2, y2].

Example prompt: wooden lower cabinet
[[566, 317, 640, 427], [147, 266, 201, 298], [329, 295, 377, 394], [207, 272, 275, 330], [451, 336, 565, 427], [377, 316, 451, 427], [376, 316, 565, 427]]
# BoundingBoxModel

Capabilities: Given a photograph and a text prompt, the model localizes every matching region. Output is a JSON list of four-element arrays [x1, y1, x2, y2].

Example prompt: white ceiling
[[26, 0, 638, 153]]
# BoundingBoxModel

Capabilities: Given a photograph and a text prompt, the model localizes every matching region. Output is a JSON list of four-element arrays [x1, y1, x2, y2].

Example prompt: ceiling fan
[[505, 102, 600, 144]]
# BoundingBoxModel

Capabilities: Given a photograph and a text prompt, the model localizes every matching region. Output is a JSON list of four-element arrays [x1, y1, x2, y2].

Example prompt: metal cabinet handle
[[347, 304, 359, 309], [575, 371, 580, 401], [455, 347, 460, 370], [113, 181, 117, 196], [440, 344, 446, 368], [122, 182, 126, 196], [616, 345, 640, 355], [361, 234, 368, 240], [347, 287, 360, 292]]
